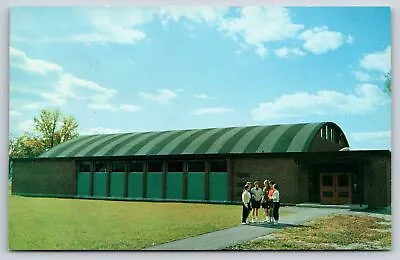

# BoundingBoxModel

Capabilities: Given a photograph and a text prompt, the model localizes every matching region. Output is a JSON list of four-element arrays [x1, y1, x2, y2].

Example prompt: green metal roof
[[39, 122, 349, 158]]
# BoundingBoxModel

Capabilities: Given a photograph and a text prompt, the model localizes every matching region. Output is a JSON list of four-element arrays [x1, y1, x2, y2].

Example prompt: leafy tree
[[33, 108, 79, 150], [9, 133, 45, 159], [9, 108, 79, 178], [8, 133, 45, 179]]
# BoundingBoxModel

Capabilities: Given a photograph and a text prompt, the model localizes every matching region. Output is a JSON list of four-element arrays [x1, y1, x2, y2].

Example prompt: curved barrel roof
[[39, 122, 349, 158]]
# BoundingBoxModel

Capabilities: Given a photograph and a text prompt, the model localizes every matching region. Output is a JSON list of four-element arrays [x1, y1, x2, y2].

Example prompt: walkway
[[146, 206, 352, 250]]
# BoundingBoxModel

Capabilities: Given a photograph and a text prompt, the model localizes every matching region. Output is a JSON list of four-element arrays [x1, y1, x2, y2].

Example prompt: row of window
[[79, 160, 227, 173], [319, 126, 345, 145]]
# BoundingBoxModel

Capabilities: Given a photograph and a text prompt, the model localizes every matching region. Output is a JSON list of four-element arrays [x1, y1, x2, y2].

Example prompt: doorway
[[320, 173, 352, 204]]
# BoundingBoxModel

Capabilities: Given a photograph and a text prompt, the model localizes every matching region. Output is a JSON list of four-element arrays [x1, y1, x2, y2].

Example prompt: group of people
[[241, 179, 280, 225]]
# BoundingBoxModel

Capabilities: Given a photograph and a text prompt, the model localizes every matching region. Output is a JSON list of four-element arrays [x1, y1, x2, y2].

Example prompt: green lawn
[[226, 214, 392, 250], [9, 195, 247, 250]]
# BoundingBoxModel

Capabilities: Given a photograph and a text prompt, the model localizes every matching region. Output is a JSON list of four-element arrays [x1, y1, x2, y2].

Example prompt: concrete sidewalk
[[146, 207, 349, 250]]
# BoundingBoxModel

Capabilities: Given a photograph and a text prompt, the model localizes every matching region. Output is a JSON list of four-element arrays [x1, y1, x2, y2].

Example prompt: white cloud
[[274, 47, 306, 58], [87, 103, 117, 111], [119, 104, 141, 112], [10, 47, 131, 113], [9, 110, 23, 116], [49, 7, 226, 44], [194, 93, 214, 100], [360, 46, 391, 73], [353, 71, 371, 82], [87, 103, 141, 112], [159, 6, 228, 26], [255, 45, 267, 58], [22, 103, 45, 110], [299, 26, 353, 54], [67, 9, 155, 45], [350, 130, 391, 142], [139, 88, 178, 104], [56, 73, 118, 109], [192, 107, 234, 115], [10, 47, 63, 75], [39, 92, 68, 106], [251, 83, 389, 121], [72, 29, 145, 45], [79, 127, 123, 135], [219, 7, 304, 58], [17, 119, 35, 133]]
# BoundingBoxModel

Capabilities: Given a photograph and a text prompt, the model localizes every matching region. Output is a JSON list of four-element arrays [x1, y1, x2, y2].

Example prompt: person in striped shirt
[[250, 181, 263, 223]]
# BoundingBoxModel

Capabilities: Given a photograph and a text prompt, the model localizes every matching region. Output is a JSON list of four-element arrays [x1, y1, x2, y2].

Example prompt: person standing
[[272, 184, 280, 225], [241, 184, 251, 225], [261, 179, 270, 221], [250, 181, 263, 223], [267, 181, 275, 223]]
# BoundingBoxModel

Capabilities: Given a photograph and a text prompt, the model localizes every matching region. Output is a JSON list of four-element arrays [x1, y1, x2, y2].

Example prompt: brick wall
[[232, 156, 302, 204], [12, 160, 76, 196], [365, 155, 391, 208]]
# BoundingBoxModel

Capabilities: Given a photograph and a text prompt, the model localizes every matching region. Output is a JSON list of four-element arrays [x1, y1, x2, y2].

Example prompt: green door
[[93, 172, 107, 198], [209, 172, 228, 202], [77, 172, 91, 197], [110, 172, 125, 198], [128, 172, 143, 198], [146, 172, 162, 199], [187, 172, 205, 201], [166, 172, 183, 200]]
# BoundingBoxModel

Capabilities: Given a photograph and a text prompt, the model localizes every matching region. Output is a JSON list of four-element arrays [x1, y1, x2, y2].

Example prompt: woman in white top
[[250, 181, 263, 223], [272, 184, 280, 225], [241, 184, 251, 224]]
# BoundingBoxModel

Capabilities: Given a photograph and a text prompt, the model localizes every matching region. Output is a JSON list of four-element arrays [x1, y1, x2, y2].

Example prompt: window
[[129, 161, 143, 172], [95, 161, 107, 172], [112, 161, 125, 172], [210, 160, 227, 172], [325, 126, 329, 140], [79, 161, 91, 172], [167, 161, 183, 172], [188, 161, 205, 172], [322, 175, 333, 186], [147, 161, 163, 172], [337, 175, 349, 187]]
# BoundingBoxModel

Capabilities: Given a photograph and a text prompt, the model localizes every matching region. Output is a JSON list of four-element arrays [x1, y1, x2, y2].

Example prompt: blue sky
[[9, 6, 391, 150]]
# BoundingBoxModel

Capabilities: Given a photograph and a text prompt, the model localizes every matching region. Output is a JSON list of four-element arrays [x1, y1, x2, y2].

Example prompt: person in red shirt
[[267, 181, 275, 223]]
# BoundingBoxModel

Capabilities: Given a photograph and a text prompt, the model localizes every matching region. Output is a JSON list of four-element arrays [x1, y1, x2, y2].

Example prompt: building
[[11, 122, 391, 208]]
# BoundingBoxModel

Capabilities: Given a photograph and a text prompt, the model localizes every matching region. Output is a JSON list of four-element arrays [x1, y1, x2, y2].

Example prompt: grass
[[227, 214, 392, 250], [9, 194, 277, 250]]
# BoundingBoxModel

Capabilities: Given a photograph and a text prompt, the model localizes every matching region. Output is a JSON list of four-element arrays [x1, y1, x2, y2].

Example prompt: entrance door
[[320, 173, 351, 204]]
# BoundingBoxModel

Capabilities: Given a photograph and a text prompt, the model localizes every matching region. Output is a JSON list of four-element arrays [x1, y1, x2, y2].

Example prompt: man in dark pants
[[241, 184, 251, 224], [272, 184, 280, 225]]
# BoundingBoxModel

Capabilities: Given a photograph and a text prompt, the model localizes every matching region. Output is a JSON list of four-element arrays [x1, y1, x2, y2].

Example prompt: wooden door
[[320, 173, 351, 204]]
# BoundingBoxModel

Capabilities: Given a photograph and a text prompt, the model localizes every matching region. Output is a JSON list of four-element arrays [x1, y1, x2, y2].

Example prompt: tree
[[9, 108, 79, 178], [8, 133, 45, 179], [9, 133, 45, 159], [33, 108, 79, 150]]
